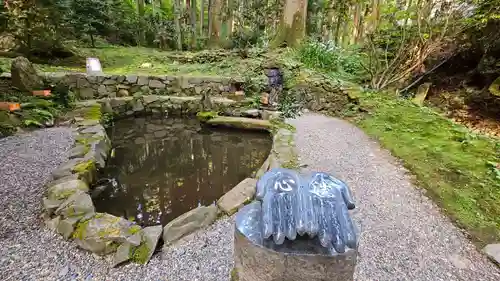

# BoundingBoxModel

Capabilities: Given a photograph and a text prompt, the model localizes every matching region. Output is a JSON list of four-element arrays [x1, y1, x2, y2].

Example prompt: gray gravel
[[1, 114, 499, 281], [0, 127, 235, 281], [289, 113, 500, 281]]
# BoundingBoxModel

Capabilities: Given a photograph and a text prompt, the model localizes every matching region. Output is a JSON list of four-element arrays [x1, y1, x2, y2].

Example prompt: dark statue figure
[[237, 168, 358, 255], [266, 68, 283, 107]]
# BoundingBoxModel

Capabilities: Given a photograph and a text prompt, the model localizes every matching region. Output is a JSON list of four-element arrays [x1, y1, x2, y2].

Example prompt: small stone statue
[[266, 68, 283, 107]]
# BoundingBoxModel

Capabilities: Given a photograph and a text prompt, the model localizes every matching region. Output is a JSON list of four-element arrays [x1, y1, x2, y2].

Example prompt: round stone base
[[233, 228, 357, 281]]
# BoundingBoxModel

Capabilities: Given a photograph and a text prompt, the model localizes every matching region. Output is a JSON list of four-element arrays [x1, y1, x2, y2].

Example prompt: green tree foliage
[[69, 0, 110, 47]]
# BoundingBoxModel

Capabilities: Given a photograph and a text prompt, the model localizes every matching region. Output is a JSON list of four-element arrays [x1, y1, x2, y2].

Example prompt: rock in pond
[[217, 178, 257, 215], [73, 213, 141, 255], [163, 205, 218, 245], [206, 116, 272, 131]]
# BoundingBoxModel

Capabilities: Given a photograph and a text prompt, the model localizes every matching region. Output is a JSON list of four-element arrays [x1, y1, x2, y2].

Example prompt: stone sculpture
[[266, 68, 283, 107], [233, 168, 358, 281]]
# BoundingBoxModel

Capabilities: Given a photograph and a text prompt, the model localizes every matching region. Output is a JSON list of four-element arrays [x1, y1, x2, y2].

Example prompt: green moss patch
[[72, 218, 91, 240], [129, 243, 150, 264], [72, 160, 96, 174], [356, 91, 500, 245], [83, 104, 102, 121], [128, 225, 142, 235], [196, 111, 218, 122]]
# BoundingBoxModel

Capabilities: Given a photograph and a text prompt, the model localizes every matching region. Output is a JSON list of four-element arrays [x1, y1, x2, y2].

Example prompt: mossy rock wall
[[40, 73, 247, 100]]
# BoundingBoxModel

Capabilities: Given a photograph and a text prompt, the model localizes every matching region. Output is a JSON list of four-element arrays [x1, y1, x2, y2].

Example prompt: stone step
[[206, 116, 272, 131]]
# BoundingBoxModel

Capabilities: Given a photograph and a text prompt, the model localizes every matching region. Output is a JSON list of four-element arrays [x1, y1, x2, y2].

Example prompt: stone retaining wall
[[42, 73, 246, 100]]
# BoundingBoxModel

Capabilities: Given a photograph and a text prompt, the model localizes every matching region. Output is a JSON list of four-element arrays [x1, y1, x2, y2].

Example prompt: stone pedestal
[[233, 228, 357, 281]]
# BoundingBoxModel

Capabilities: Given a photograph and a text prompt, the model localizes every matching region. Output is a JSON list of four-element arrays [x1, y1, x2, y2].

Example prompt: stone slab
[[217, 178, 258, 215]]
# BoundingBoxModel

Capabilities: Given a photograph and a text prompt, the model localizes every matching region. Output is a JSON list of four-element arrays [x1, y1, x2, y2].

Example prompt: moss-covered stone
[[206, 116, 272, 131], [129, 225, 142, 235], [72, 160, 95, 174], [73, 213, 137, 255], [55, 191, 95, 219], [130, 243, 150, 264], [196, 111, 218, 122], [47, 179, 89, 201], [230, 267, 240, 281], [83, 104, 102, 121], [489, 76, 500, 96]]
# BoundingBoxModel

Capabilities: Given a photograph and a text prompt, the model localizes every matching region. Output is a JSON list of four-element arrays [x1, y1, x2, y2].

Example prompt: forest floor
[[0, 46, 498, 245]]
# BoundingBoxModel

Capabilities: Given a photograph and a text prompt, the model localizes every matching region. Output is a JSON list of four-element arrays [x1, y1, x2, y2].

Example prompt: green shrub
[[296, 40, 366, 81]]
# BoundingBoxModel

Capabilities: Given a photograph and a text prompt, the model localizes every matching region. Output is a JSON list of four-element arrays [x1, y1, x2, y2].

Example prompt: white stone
[[86, 58, 103, 75], [483, 244, 500, 265]]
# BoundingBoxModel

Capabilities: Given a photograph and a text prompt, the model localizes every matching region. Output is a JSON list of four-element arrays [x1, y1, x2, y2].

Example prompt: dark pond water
[[93, 116, 272, 227]]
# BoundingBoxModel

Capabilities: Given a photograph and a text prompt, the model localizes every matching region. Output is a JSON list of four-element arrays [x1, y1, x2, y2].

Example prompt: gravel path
[[0, 128, 235, 281], [289, 113, 500, 281], [1, 114, 499, 281]]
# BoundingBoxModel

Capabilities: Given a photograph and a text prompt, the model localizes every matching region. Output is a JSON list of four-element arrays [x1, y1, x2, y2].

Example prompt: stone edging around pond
[[41, 94, 297, 267]]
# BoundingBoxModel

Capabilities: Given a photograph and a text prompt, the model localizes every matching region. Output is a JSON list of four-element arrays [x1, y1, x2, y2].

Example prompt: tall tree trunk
[[272, 0, 308, 47], [357, 3, 370, 43], [351, 2, 362, 45], [209, 0, 222, 47], [190, 0, 197, 49], [200, 0, 205, 36], [324, 0, 335, 42], [174, 0, 183, 50], [208, 0, 213, 38], [137, 0, 146, 46], [341, 5, 351, 48], [226, 0, 234, 37]]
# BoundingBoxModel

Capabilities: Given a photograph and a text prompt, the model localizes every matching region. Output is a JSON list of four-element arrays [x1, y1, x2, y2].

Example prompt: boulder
[[51, 158, 97, 184], [242, 109, 261, 118], [97, 85, 108, 97], [47, 179, 89, 201], [117, 89, 129, 97], [57, 216, 82, 239], [73, 213, 140, 255], [149, 80, 165, 89], [163, 205, 218, 245], [126, 75, 138, 84], [113, 241, 134, 267], [489, 76, 500, 96], [483, 244, 500, 265], [262, 110, 281, 121], [412, 83, 431, 106], [129, 225, 162, 265], [68, 145, 89, 159], [45, 216, 61, 232], [137, 76, 149, 86], [132, 99, 145, 112], [78, 88, 95, 99], [11, 57, 43, 92], [206, 116, 272, 131], [217, 178, 258, 215], [55, 191, 95, 219]]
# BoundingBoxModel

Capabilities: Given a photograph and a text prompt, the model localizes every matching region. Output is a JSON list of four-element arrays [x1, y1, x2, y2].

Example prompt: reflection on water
[[93, 116, 272, 226]]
